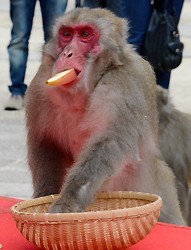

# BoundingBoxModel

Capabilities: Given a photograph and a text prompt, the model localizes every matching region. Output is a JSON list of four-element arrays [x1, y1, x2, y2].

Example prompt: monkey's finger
[[46, 68, 77, 86]]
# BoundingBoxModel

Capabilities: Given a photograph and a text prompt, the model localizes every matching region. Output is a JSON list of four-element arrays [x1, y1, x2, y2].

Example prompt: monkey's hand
[[48, 180, 95, 213], [48, 198, 84, 213]]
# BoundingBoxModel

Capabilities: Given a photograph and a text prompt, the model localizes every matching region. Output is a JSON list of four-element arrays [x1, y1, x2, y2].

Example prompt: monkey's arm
[[25, 53, 73, 197], [49, 134, 127, 213], [27, 135, 73, 198]]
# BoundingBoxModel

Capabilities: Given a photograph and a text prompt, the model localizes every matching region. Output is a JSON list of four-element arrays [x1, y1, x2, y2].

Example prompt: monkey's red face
[[53, 24, 101, 83]]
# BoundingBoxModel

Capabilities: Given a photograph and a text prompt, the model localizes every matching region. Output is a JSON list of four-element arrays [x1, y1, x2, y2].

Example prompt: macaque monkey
[[157, 86, 191, 225], [25, 8, 185, 225]]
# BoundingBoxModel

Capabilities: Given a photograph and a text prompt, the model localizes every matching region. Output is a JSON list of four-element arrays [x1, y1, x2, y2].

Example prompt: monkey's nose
[[64, 51, 73, 58]]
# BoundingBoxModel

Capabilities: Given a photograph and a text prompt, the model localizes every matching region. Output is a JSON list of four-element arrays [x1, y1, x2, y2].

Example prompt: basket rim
[[11, 191, 162, 222]]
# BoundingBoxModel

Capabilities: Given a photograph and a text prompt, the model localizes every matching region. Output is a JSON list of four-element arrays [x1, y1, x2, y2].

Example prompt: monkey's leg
[[28, 137, 72, 198], [49, 137, 123, 213], [188, 190, 191, 226], [176, 180, 189, 223], [156, 161, 186, 226]]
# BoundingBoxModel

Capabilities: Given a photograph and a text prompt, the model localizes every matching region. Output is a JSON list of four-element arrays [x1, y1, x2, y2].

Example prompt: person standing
[[83, 0, 184, 89], [5, 0, 68, 110]]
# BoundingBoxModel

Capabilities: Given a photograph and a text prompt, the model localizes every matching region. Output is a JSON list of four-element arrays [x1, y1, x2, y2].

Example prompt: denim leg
[[83, 0, 130, 17], [7, 0, 36, 96], [84, 0, 151, 54], [81, 0, 185, 89], [104, 0, 129, 18], [120, 0, 151, 54], [76, 0, 81, 8], [167, 0, 184, 21], [40, 0, 68, 42], [105, 0, 183, 89], [155, 0, 184, 89], [154, 71, 171, 89], [83, 0, 103, 8]]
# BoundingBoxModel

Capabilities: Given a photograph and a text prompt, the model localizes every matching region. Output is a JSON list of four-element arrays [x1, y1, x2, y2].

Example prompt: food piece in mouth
[[46, 69, 77, 86]]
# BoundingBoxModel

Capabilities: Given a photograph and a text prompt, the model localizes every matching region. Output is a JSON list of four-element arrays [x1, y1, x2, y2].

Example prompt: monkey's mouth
[[61, 68, 82, 79], [64, 68, 82, 84], [61, 68, 82, 87], [47, 68, 82, 87], [65, 68, 82, 83], [74, 68, 81, 77]]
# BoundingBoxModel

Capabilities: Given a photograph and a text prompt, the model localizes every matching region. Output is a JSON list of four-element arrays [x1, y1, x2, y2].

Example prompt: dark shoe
[[4, 95, 24, 111]]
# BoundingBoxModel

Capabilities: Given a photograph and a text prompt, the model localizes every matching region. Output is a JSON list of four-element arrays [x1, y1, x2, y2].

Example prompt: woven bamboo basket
[[11, 191, 162, 250]]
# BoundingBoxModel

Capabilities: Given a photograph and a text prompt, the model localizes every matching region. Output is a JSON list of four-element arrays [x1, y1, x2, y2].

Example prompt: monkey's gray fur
[[157, 86, 191, 225], [25, 8, 185, 225]]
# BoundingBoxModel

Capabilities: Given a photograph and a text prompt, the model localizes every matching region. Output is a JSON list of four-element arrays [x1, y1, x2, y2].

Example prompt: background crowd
[[4, 0, 185, 110]]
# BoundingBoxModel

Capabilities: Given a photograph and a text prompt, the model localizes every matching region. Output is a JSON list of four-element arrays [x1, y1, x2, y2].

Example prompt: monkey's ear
[[43, 39, 58, 60], [111, 50, 124, 66], [41, 52, 55, 66]]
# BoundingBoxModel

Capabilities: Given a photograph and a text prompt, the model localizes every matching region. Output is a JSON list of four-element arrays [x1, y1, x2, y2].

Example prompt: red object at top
[[0, 196, 191, 250]]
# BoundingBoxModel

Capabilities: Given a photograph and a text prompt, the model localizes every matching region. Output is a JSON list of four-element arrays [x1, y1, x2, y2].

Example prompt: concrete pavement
[[0, 0, 191, 199]]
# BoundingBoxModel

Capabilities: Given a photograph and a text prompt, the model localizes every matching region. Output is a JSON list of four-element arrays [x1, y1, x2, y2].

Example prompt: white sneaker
[[4, 95, 24, 111]]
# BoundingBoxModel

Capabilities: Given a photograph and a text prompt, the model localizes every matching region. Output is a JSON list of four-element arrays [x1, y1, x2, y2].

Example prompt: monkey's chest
[[50, 92, 110, 159], [68, 128, 91, 159], [55, 113, 92, 159]]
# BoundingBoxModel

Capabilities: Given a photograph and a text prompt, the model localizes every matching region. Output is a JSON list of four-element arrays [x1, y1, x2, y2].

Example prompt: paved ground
[[0, 1, 191, 199]]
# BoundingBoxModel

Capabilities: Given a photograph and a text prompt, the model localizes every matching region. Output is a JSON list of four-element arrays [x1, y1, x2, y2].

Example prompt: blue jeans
[[8, 0, 67, 96], [83, 0, 184, 89]]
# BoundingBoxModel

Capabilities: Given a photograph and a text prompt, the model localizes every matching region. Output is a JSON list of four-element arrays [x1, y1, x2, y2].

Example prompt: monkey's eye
[[81, 31, 90, 37], [63, 31, 72, 37], [80, 30, 92, 41], [62, 31, 73, 40], [59, 27, 73, 42]]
